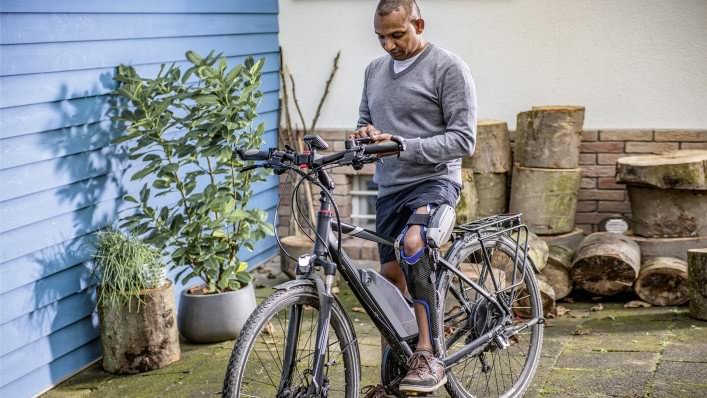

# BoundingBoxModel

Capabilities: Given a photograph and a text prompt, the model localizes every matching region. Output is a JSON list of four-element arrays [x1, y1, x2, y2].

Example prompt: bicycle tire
[[440, 235, 543, 398], [222, 283, 360, 397]]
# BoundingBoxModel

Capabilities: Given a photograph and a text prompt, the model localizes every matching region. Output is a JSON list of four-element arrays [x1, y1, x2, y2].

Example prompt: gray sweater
[[357, 43, 477, 197]]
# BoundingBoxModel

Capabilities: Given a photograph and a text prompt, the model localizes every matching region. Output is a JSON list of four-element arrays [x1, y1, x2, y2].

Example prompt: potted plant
[[112, 50, 274, 343], [93, 229, 180, 374]]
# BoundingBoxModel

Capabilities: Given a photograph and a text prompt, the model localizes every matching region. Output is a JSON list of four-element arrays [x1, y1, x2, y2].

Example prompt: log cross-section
[[634, 257, 689, 306], [571, 233, 641, 296]]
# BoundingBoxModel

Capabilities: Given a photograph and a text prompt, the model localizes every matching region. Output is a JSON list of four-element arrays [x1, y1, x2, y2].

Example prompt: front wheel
[[440, 235, 544, 398], [222, 283, 360, 397]]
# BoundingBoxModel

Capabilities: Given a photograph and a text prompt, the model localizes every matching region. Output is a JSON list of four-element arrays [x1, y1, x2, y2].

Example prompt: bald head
[[376, 0, 421, 20]]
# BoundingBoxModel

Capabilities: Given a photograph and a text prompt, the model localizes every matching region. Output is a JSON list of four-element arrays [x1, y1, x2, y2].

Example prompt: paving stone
[[661, 341, 707, 363], [651, 361, 707, 398], [555, 350, 658, 372], [524, 355, 558, 398], [541, 367, 652, 397]]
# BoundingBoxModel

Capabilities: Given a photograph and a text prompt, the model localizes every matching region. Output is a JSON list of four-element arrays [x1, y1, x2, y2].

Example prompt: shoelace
[[406, 351, 436, 377]]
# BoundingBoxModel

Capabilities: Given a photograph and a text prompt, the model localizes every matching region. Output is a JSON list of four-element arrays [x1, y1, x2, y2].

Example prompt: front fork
[[278, 189, 338, 397]]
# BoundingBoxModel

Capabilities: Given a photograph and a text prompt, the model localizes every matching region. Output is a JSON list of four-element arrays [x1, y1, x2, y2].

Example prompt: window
[[351, 175, 378, 230]]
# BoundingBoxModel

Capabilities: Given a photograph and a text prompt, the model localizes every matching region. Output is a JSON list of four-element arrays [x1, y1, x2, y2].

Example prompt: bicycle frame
[[275, 168, 542, 397]]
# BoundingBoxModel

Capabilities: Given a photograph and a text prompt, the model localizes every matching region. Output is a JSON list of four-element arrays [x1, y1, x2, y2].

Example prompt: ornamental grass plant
[[93, 229, 165, 311]]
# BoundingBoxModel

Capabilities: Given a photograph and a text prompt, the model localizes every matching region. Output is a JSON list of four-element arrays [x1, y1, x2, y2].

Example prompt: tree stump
[[571, 233, 641, 296], [627, 186, 707, 238], [634, 257, 689, 306], [540, 228, 585, 251], [616, 150, 707, 190], [515, 278, 555, 318], [99, 282, 180, 374], [541, 245, 575, 300], [627, 234, 707, 262], [509, 166, 582, 235], [457, 169, 478, 225], [688, 249, 707, 320], [464, 119, 512, 173], [473, 172, 507, 218], [514, 106, 585, 169]]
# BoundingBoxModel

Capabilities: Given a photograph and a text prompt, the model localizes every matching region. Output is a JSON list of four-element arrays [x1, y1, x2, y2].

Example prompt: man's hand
[[349, 124, 393, 142]]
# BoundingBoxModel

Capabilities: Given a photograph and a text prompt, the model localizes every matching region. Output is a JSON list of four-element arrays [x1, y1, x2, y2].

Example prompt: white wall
[[279, 0, 707, 130]]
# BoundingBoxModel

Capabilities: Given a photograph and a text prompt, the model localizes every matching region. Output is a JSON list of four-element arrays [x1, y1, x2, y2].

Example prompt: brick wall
[[572, 129, 706, 233], [277, 128, 707, 259]]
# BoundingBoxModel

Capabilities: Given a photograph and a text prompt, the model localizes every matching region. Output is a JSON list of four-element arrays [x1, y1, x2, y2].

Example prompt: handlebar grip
[[362, 141, 401, 155], [237, 149, 270, 161]]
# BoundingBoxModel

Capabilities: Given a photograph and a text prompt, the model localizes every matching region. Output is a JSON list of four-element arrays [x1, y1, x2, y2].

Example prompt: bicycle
[[222, 135, 544, 397]]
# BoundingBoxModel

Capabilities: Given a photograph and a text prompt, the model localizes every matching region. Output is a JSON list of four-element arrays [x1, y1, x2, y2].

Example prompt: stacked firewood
[[457, 120, 512, 224], [614, 150, 707, 313]]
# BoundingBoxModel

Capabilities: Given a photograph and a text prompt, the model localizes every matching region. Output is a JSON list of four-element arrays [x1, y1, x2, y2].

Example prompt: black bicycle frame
[[276, 168, 541, 396]]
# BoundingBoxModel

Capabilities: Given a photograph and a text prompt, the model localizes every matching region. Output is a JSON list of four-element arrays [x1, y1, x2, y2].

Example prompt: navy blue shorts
[[376, 179, 461, 264]]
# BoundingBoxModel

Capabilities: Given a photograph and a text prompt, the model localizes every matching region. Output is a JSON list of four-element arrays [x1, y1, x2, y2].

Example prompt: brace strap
[[406, 214, 431, 226]]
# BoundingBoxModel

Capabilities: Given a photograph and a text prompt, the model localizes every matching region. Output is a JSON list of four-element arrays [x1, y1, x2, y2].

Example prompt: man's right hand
[[350, 124, 384, 140]]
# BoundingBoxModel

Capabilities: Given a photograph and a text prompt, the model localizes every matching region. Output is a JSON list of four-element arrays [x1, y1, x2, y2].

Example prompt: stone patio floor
[[43, 259, 707, 398]]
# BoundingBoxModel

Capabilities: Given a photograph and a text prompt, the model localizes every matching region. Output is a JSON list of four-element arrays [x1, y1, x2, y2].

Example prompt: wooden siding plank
[[0, 235, 91, 295], [0, 0, 279, 14], [0, 316, 98, 386], [0, 13, 277, 45], [0, 179, 278, 263], [0, 289, 96, 357], [0, 89, 279, 139], [0, 263, 93, 324], [0, 53, 280, 108], [0, 338, 101, 398], [0, 185, 277, 294], [0, 129, 278, 234], [0, 107, 278, 169], [1, 33, 278, 76]]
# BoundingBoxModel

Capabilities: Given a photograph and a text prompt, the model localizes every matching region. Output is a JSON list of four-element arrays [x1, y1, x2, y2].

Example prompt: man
[[353, 0, 477, 395]]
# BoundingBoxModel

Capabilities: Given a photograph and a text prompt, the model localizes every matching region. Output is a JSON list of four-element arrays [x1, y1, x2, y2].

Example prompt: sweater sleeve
[[399, 62, 477, 164], [356, 65, 372, 129]]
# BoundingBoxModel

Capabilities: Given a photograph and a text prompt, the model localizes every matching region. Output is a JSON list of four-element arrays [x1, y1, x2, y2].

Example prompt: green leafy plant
[[93, 229, 165, 311], [112, 51, 274, 294]]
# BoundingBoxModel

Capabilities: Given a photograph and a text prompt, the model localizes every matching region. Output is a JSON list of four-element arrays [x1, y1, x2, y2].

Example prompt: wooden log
[[499, 229, 549, 274], [473, 172, 507, 218], [688, 249, 707, 320], [459, 264, 506, 301], [616, 150, 707, 190], [634, 257, 689, 306], [515, 278, 555, 318], [540, 228, 586, 251], [627, 186, 707, 238], [627, 234, 707, 262], [513, 112, 530, 166], [99, 282, 180, 374], [464, 120, 512, 173], [571, 232, 641, 296], [541, 245, 575, 300], [456, 169, 478, 225], [515, 106, 585, 169], [509, 166, 582, 235]]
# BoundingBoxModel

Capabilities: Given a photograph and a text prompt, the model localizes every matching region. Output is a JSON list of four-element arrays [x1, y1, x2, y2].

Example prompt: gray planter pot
[[177, 282, 256, 343]]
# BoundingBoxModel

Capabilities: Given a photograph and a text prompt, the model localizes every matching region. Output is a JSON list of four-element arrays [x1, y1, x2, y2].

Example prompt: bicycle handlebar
[[235, 135, 405, 171]]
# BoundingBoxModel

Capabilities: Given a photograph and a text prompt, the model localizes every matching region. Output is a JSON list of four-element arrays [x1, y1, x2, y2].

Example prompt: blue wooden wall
[[0, 1, 280, 396]]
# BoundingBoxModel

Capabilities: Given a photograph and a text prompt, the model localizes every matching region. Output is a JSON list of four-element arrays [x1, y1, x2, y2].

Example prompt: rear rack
[[450, 212, 531, 293], [453, 213, 523, 238]]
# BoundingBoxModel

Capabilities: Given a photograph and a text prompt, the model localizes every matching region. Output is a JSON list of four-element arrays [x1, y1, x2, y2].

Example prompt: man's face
[[374, 8, 425, 61]]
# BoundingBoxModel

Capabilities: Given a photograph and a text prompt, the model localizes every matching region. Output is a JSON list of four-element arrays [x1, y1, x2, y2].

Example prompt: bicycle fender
[[273, 278, 316, 291]]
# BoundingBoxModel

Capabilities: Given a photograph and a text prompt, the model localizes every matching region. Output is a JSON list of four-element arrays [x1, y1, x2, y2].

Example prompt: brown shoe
[[361, 384, 391, 398], [398, 350, 447, 393]]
